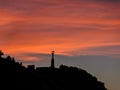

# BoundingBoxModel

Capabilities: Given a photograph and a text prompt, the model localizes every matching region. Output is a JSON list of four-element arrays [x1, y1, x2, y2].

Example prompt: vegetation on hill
[[0, 51, 107, 90]]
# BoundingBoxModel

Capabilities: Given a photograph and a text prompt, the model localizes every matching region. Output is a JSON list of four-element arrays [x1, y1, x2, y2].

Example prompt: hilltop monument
[[51, 51, 55, 68], [0, 50, 107, 90]]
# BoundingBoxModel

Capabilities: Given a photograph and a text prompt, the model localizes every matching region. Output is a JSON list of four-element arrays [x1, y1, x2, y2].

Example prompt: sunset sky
[[0, 0, 120, 90]]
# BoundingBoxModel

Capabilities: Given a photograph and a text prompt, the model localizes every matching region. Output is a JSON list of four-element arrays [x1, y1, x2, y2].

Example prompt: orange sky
[[0, 0, 119, 60], [0, 1, 120, 90], [0, 0, 119, 55]]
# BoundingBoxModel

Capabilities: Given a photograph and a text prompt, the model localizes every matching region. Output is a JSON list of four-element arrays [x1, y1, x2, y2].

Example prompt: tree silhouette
[[0, 50, 4, 58]]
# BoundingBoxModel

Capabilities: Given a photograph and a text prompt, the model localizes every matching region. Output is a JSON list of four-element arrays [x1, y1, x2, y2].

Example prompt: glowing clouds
[[0, 0, 119, 57]]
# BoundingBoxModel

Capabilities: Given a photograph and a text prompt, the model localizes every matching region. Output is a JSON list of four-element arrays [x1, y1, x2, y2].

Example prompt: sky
[[0, 0, 120, 90]]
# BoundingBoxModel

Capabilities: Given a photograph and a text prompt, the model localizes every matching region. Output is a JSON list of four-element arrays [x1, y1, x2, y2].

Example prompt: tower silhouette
[[51, 51, 55, 68]]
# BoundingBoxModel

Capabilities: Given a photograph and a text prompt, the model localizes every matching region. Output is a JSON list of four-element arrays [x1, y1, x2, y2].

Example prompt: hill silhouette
[[0, 51, 107, 90]]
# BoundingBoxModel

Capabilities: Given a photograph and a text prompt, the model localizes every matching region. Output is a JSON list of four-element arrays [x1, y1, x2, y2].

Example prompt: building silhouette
[[27, 65, 35, 70], [51, 51, 55, 68]]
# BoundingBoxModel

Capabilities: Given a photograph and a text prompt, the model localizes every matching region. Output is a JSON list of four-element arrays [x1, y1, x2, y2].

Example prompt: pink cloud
[[0, 0, 119, 57]]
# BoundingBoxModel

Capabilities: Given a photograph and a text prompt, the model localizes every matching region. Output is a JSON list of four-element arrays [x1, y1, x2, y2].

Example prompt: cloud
[[0, 0, 119, 18], [66, 45, 120, 57], [0, 20, 119, 56], [0, 0, 119, 62]]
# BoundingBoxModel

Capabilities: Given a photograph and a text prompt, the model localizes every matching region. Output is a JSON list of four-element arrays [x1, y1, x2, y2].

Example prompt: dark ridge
[[0, 51, 107, 90]]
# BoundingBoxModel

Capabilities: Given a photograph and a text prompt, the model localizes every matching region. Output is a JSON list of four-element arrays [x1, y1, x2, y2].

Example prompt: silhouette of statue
[[0, 50, 4, 58], [51, 51, 55, 68]]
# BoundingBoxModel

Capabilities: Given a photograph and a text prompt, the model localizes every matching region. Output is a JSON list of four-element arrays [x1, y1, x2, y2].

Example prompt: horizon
[[0, 54, 107, 90], [0, 0, 120, 90]]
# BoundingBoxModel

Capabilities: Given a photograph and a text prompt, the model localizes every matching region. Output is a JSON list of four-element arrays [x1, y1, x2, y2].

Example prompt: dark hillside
[[0, 51, 107, 90]]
